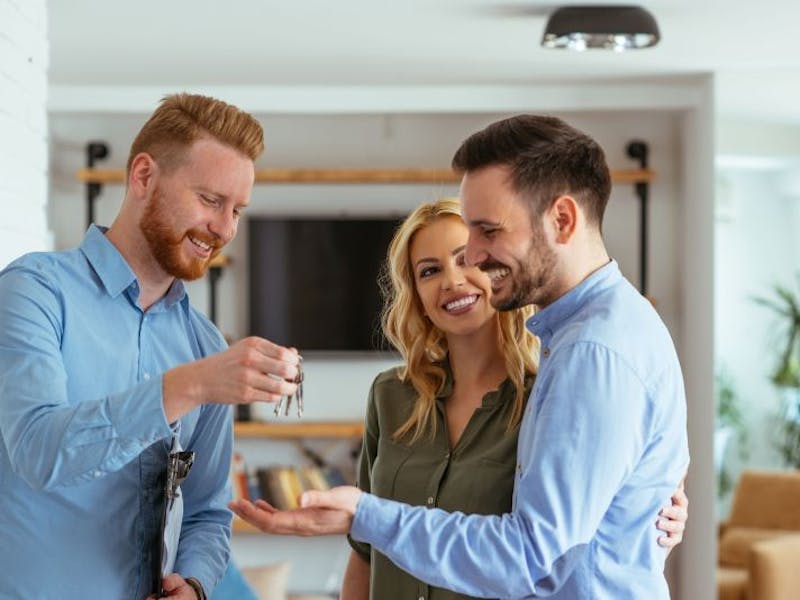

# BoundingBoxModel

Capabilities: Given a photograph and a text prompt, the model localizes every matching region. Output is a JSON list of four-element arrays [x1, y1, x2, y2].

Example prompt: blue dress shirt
[[0, 226, 233, 599], [351, 261, 689, 599]]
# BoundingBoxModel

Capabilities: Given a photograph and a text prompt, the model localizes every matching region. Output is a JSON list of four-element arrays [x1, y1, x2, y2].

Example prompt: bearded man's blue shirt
[[351, 260, 689, 599], [0, 225, 233, 599]]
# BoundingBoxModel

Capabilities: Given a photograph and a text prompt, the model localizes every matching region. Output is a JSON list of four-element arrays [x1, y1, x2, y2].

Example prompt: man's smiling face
[[460, 164, 559, 310]]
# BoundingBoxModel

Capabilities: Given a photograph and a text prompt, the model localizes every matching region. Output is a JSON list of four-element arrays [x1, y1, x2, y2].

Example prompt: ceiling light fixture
[[541, 5, 660, 51]]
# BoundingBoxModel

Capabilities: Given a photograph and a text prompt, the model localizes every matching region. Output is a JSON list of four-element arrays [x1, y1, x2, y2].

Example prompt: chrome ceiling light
[[541, 5, 660, 51]]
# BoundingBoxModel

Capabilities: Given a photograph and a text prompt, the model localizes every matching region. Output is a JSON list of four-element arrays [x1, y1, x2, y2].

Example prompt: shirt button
[[427, 496, 434, 505], [93, 470, 102, 478], [419, 596, 425, 600], [143, 373, 151, 381], [542, 348, 551, 357], [444, 453, 450, 460]]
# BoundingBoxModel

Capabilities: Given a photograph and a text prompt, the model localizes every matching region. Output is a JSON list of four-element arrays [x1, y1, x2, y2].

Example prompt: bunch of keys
[[274, 357, 304, 418]]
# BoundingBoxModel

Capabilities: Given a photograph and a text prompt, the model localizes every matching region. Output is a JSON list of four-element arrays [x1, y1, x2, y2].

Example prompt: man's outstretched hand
[[229, 486, 363, 536]]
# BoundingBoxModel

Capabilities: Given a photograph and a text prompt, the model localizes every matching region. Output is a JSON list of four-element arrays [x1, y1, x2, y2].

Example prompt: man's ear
[[127, 152, 158, 199], [549, 195, 579, 244]]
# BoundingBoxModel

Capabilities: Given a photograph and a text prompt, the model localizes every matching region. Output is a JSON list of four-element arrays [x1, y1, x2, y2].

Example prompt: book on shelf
[[250, 464, 346, 510], [229, 452, 250, 501]]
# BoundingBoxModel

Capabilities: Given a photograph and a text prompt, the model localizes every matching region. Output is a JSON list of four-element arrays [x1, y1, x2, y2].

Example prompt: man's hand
[[146, 573, 197, 599], [163, 337, 300, 422], [229, 486, 362, 536], [658, 476, 688, 553]]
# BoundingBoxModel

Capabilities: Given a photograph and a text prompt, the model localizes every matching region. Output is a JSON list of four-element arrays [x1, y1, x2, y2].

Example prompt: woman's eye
[[455, 253, 466, 267], [419, 266, 438, 278]]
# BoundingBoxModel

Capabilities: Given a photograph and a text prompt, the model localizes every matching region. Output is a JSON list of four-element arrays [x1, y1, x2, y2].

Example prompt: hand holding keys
[[274, 357, 304, 418]]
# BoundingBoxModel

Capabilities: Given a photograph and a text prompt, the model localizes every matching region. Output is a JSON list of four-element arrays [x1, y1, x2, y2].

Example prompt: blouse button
[[542, 348, 551, 357], [427, 496, 434, 505]]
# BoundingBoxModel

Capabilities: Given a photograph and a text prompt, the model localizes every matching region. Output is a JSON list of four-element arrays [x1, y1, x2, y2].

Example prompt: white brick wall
[[0, 0, 49, 269]]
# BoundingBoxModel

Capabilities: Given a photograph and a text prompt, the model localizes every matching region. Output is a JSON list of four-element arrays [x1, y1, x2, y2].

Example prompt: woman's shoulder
[[371, 365, 416, 400]]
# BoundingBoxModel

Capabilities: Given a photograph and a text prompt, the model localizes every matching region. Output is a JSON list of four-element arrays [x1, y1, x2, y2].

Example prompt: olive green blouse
[[349, 364, 534, 600]]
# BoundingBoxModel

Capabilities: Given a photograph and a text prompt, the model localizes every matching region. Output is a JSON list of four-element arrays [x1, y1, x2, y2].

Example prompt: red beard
[[140, 188, 222, 281]]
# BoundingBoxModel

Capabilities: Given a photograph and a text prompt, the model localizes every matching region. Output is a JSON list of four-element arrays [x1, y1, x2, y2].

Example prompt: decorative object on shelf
[[541, 5, 661, 51], [754, 279, 800, 467], [714, 368, 749, 497]]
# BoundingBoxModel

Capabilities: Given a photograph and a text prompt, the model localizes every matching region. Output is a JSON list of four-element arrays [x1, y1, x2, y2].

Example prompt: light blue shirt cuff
[[352, 492, 393, 547]]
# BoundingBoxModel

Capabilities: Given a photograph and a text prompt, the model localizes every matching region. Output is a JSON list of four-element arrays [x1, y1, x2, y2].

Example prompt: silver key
[[274, 357, 304, 419]]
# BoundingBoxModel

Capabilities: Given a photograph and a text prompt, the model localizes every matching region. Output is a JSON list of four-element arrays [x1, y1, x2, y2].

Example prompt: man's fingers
[[671, 487, 689, 507], [660, 505, 687, 522], [230, 500, 265, 523], [300, 489, 337, 510], [246, 371, 297, 399], [161, 573, 185, 592], [658, 534, 680, 548], [254, 499, 278, 513], [243, 337, 300, 368], [300, 486, 361, 514], [657, 518, 684, 534]]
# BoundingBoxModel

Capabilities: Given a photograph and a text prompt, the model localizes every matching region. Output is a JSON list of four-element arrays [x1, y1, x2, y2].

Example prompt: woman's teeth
[[445, 295, 478, 312]]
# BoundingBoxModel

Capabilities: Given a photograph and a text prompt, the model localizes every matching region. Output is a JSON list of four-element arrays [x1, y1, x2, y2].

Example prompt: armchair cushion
[[718, 527, 789, 568], [749, 534, 800, 600]]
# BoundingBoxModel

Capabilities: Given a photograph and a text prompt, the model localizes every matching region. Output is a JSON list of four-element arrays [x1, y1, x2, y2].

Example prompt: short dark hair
[[451, 115, 612, 228]]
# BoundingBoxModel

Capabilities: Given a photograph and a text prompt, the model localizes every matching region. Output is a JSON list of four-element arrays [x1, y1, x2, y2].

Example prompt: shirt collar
[[79, 225, 187, 307], [525, 259, 621, 340], [435, 356, 518, 408]]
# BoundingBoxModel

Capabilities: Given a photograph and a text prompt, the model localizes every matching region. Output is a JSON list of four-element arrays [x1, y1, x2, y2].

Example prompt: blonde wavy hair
[[380, 197, 539, 444]]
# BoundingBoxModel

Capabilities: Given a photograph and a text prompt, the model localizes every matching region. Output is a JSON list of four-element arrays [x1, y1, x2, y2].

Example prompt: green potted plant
[[715, 369, 748, 497], [754, 281, 800, 467]]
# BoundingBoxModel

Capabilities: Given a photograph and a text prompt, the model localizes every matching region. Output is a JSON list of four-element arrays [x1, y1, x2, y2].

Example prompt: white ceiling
[[48, 0, 800, 124]]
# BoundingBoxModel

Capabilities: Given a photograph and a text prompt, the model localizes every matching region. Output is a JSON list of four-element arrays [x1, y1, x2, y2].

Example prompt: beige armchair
[[718, 469, 800, 600]]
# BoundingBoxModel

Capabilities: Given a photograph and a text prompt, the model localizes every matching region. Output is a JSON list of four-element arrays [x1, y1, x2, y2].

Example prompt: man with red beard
[[0, 94, 300, 600]]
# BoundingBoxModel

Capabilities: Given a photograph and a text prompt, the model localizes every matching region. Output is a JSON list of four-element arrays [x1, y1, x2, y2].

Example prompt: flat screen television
[[248, 217, 402, 352]]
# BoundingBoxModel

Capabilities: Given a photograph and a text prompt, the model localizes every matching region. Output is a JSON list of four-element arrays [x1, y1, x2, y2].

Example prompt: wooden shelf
[[76, 166, 656, 185], [234, 420, 364, 438]]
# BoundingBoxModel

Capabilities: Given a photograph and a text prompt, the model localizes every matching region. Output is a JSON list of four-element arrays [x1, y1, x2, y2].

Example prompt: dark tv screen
[[248, 217, 401, 351]]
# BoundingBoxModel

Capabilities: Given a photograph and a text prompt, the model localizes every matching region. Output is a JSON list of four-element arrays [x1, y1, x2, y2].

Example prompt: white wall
[[0, 0, 49, 268]]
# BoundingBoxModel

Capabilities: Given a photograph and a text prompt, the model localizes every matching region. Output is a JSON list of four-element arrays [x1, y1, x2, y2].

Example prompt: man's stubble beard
[[495, 226, 559, 312]]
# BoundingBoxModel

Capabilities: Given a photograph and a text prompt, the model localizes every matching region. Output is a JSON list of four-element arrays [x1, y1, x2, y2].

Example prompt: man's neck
[[105, 219, 175, 311], [544, 240, 611, 309]]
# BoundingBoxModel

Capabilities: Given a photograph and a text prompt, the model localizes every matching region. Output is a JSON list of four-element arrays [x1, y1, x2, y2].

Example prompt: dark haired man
[[233, 114, 689, 599]]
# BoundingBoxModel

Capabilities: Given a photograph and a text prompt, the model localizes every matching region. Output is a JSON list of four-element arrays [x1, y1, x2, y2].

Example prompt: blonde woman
[[232, 198, 687, 599]]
